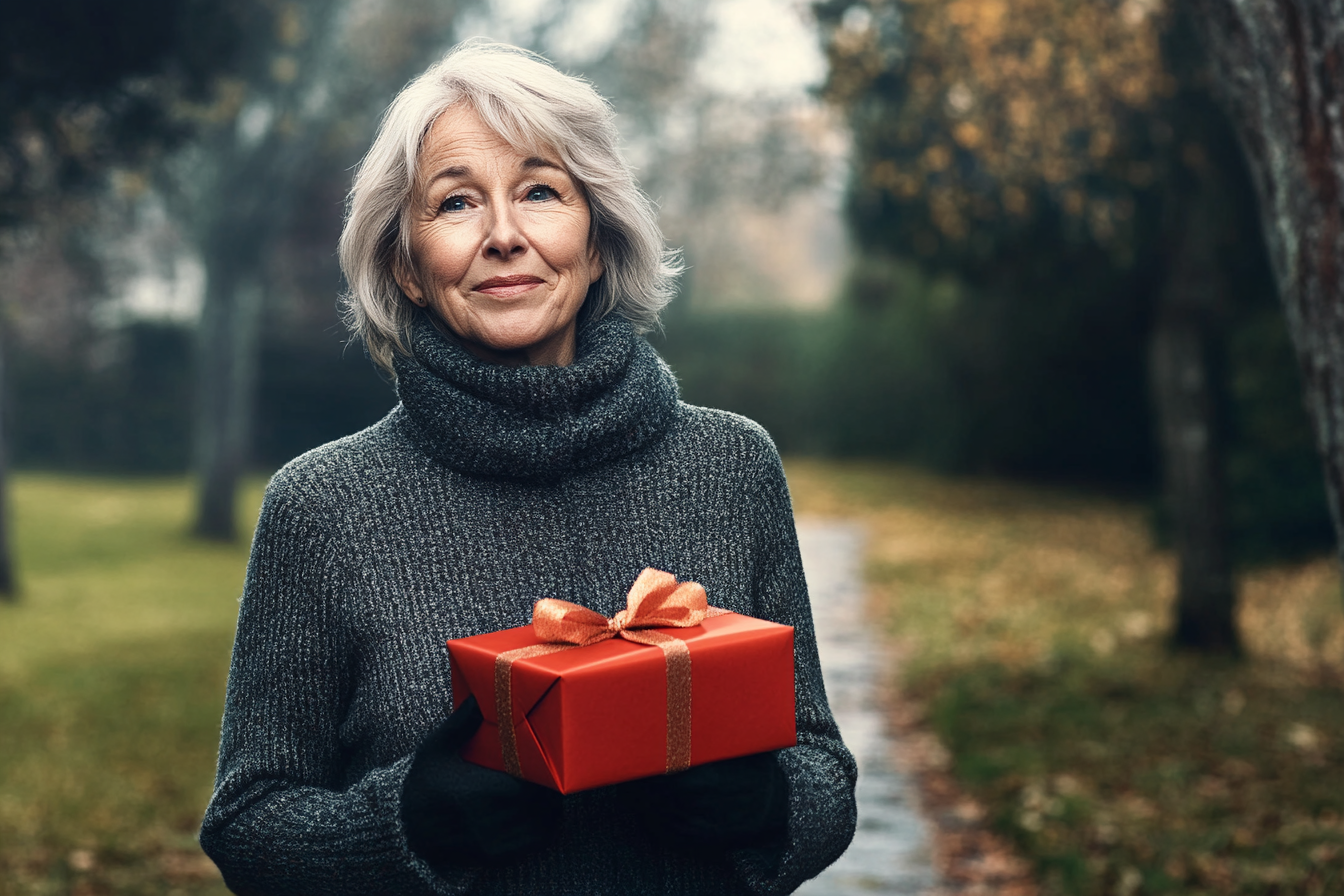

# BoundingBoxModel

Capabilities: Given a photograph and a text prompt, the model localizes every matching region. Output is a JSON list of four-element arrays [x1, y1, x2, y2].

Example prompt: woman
[[201, 39, 856, 895]]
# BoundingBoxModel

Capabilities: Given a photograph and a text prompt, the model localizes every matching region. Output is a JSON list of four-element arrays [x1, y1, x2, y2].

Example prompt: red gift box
[[446, 569, 797, 794]]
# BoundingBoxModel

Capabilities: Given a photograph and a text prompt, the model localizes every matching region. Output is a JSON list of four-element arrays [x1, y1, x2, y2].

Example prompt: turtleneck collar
[[393, 312, 679, 481]]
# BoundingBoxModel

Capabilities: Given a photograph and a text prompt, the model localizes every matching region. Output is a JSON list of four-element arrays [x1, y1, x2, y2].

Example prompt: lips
[[475, 274, 545, 298]]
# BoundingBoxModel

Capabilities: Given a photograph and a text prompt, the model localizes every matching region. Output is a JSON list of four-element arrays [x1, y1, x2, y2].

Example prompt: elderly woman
[[200, 40, 856, 895]]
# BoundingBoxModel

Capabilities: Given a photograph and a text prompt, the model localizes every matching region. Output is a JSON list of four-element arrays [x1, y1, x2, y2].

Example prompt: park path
[[793, 519, 939, 896]]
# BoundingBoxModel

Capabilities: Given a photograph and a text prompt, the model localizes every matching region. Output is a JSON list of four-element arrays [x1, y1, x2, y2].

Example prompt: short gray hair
[[338, 39, 682, 374]]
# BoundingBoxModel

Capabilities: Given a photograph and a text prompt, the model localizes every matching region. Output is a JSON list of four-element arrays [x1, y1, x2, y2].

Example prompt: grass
[[0, 475, 265, 896], [5, 464, 1344, 895], [785, 459, 1344, 896]]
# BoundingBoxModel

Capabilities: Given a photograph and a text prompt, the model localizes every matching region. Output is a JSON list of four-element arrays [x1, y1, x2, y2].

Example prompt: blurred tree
[[813, 0, 1292, 651], [1187, 0, 1344, 585], [172, 0, 468, 540], [0, 0, 258, 596]]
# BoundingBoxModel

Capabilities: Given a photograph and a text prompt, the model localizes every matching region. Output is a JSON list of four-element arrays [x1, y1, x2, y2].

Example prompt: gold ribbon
[[493, 568, 726, 779]]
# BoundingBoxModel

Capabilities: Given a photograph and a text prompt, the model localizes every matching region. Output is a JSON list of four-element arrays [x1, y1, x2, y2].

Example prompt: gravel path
[[793, 519, 939, 895]]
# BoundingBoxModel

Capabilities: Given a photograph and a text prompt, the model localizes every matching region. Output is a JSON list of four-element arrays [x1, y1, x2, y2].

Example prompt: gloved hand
[[401, 695, 562, 868], [628, 751, 789, 848]]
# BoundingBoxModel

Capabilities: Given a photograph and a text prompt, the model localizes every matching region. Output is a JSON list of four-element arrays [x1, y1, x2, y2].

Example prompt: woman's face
[[396, 105, 603, 367]]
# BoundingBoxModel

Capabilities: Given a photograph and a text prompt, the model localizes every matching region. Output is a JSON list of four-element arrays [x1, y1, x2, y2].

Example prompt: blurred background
[[2, 0, 1341, 893], [0, 0, 1331, 558]]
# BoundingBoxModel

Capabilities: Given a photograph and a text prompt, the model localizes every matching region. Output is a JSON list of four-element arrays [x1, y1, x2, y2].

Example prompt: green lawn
[[0, 475, 264, 896], [786, 459, 1344, 896]]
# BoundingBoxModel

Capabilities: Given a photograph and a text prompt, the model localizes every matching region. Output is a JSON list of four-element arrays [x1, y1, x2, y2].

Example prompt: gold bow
[[493, 569, 724, 779], [532, 567, 710, 646]]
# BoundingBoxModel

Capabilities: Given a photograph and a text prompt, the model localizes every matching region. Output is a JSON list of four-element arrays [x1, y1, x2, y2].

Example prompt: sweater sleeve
[[199, 473, 477, 896], [730, 442, 859, 894]]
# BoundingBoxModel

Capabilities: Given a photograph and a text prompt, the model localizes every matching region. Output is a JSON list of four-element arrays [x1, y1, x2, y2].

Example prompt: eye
[[524, 183, 557, 202], [440, 194, 468, 213]]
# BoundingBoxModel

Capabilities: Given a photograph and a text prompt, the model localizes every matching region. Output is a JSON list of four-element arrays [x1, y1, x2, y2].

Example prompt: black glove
[[629, 751, 789, 848], [401, 695, 563, 868]]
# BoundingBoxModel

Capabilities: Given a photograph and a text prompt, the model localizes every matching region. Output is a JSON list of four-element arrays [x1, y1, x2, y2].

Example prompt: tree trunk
[[192, 262, 263, 541], [0, 330, 15, 599], [184, 0, 467, 542], [1151, 177, 1239, 652], [1186, 0, 1344, 576]]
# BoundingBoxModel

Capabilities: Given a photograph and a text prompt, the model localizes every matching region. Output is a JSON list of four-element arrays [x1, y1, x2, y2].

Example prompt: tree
[[814, 0, 1272, 651], [178, 0, 469, 540], [1186, 0, 1344, 580], [0, 0, 256, 595]]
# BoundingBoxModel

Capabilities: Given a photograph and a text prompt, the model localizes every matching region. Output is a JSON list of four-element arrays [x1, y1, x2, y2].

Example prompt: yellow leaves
[[824, 0, 1173, 245], [1041, 157, 1070, 184], [1122, 610, 1154, 638], [1310, 843, 1340, 864], [1121, 0, 1162, 26], [869, 159, 900, 189], [1062, 188, 1086, 216], [1117, 867, 1144, 896], [1239, 556, 1344, 675], [818, 5, 886, 107], [923, 144, 953, 171], [1063, 53, 1091, 97], [1002, 185, 1029, 216], [869, 161, 923, 200], [929, 188, 967, 239], [1286, 722, 1325, 753], [946, 0, 1008, 40], [953, 121, 983, 149], [1117, 74, 1154, 105], [1031, 38, 1054, 71], [1090, 628, 1118, 656], [1090, 129, 1116, 160], [1007, 97, 1036, 131]]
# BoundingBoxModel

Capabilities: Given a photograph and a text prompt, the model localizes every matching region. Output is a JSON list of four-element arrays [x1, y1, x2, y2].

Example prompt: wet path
[[794, 520, 938, 895]]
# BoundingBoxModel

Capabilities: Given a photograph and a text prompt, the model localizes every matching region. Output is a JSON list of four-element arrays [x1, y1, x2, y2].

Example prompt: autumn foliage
[[818, 0, 1179, 255]]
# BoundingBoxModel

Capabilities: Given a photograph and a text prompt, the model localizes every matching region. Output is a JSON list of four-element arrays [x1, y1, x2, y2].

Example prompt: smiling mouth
[[475, 275, 545, 297]]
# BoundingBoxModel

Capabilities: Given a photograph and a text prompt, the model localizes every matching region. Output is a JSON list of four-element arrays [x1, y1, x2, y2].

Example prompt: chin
[[477, 330, 552, 352]]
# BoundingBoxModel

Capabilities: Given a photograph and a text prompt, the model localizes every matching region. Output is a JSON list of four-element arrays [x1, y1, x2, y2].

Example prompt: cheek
[[419, 229, 475, 284], [557, 224, 597, 277]]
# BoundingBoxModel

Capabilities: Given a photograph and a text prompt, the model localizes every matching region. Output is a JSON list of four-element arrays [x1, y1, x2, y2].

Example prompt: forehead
[[417, 105, 559, 179]]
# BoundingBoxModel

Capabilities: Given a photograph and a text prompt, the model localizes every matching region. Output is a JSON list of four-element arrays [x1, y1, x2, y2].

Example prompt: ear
[[392, 253, 427, 306]]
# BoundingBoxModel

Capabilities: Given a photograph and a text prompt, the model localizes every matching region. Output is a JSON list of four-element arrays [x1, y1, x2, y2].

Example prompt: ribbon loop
[[532, 568, 708, 647]]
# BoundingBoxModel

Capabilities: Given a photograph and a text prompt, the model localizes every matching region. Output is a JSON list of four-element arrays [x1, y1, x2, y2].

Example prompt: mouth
[[475, 275, 545, 297]]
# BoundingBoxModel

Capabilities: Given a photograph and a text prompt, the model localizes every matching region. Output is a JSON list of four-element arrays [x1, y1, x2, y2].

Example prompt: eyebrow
[[522, 156, 564, 173], [427, 156, 566, 185]]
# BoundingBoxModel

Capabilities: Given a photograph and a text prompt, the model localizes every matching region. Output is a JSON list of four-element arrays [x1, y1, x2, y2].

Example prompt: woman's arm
[[730, 441, 859, 895], [199, 473, 476, 896]]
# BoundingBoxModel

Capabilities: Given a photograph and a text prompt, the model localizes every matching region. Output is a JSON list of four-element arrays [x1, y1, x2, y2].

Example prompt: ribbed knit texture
[[200, 314, 858, 895]]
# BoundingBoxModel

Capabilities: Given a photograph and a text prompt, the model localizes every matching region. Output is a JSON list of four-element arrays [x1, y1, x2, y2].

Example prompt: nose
[[482, 204, 527, 260]]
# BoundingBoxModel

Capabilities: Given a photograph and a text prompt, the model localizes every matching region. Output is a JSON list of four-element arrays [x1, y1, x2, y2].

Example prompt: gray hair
[[338, 39, 682, 374]]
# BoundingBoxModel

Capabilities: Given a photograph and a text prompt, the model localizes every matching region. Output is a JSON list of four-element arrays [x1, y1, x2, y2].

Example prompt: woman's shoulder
[[666, 401, 783, 471], [261, 408, 414, 505]]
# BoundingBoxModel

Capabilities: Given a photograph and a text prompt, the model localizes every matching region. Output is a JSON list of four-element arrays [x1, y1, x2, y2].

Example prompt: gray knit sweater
[[200, 313, 857, 895]]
